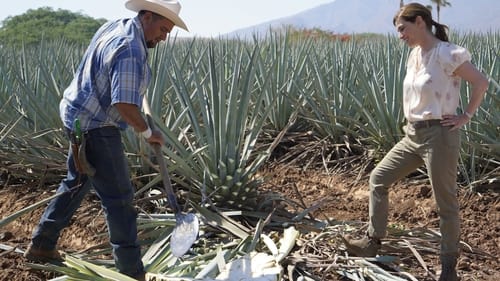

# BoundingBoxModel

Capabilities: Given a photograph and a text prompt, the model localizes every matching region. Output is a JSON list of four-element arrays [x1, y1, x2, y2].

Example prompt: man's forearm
[[114, 103, 148, 133]]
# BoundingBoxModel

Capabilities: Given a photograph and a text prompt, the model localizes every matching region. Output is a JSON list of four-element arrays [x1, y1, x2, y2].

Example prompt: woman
[[342, 3, 488, 281]]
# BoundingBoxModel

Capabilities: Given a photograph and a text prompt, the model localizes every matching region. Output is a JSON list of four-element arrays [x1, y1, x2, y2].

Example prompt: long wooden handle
[[143, 96, 180, 213]]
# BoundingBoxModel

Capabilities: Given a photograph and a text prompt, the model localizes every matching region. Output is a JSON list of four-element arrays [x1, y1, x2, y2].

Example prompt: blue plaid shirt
[[60, 16, 151, 131]]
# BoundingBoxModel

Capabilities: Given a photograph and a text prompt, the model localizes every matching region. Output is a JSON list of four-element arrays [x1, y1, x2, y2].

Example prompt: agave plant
[[1, 30, 499, 281], [164, 40, 275, 208], [0, 40, 78, 181], [1, 31, 498, 188]]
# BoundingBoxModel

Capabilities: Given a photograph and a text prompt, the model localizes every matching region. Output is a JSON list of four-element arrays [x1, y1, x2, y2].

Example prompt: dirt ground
[[0, 164, 498, 281]]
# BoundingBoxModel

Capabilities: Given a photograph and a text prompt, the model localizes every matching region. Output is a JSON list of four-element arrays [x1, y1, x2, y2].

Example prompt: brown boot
[[24, 243, 64, 263], [342, 234, 381, 257], [438, 258, 458, 281], [135, 272, 146, 281]]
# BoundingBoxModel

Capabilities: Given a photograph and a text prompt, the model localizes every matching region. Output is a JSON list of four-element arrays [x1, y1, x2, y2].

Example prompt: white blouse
[[402, 41, 471, 122]]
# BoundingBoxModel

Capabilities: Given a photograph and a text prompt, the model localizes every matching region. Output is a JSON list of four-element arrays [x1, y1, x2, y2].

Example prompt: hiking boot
[[438, 258, 458, 281], [342, 234, 381, 257], [24, 243, 64, 263]]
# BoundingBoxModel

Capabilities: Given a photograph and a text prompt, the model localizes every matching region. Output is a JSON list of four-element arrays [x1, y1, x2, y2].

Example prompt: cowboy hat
[[125, 0, 188, 31]]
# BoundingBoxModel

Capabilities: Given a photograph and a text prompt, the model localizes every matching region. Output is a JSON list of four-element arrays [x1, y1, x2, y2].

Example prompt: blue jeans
[[31, 126, 144, 278]]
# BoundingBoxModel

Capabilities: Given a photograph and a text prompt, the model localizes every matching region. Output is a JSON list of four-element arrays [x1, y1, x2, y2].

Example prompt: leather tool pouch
[[70, 132, 96, 177], [78, 134, 96, 176]]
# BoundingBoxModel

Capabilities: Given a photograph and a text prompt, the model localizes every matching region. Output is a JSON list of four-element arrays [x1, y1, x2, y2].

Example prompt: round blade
[[170, 213, 199, 257]]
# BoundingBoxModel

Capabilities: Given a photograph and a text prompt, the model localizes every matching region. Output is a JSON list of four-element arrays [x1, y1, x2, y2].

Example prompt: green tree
[[429, 0, 452, 22], [0, 7, 106, 46]]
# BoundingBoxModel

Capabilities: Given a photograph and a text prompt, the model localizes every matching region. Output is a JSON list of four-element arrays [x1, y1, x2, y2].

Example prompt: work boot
[[23, 243, 64, 263], [342, 234, 381, 257], [438, 258, 458, 281], [135, 272, 146, 281]]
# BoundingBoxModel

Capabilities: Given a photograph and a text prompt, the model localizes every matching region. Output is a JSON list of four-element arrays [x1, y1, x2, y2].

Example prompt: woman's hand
[[441, 114, 470, 131]]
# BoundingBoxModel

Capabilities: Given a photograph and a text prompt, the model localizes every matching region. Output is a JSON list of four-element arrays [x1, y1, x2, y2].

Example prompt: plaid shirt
[[60, 16, 151, 131]]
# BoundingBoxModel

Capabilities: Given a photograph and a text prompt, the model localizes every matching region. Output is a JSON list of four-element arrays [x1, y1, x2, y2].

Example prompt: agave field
[[0, 31, 499, 280]]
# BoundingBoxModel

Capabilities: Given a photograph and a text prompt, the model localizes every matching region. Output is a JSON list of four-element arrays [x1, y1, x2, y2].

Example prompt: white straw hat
[[125, 0, 188, 31]]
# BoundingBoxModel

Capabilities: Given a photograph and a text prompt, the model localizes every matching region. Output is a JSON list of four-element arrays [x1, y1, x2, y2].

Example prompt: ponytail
[[432, 20, 449, 42]]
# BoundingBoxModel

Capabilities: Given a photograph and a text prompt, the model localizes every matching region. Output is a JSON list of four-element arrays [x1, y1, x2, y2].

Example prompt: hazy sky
[[0, 0, 334, 37]]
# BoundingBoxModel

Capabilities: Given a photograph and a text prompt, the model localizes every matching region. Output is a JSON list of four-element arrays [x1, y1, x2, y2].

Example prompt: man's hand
[[145, 129, 165, 146], [115, 102, 165, 145]]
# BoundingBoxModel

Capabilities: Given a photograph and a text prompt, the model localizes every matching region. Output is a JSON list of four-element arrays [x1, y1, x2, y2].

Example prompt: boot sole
[[24, 253, 64, 264]]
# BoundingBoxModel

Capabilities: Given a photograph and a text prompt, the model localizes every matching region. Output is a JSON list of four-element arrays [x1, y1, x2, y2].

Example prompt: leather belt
[[409, 119, 442, 129]]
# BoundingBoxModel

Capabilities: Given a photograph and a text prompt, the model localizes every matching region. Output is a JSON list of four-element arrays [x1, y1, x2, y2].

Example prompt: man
[[24, 1, 188, 280]]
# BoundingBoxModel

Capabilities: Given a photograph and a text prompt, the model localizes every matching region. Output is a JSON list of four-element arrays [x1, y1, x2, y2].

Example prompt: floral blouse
[[403, 41, 471, 122]]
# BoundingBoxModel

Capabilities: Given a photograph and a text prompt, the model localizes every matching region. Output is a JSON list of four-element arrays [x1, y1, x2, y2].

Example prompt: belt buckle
[[409, 120, 427, 129], [412, 119, 440, 129], [423, 120, 431, 128]]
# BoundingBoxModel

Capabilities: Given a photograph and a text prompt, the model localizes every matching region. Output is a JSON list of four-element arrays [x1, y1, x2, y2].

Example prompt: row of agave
[[0, 30, 498, 280]]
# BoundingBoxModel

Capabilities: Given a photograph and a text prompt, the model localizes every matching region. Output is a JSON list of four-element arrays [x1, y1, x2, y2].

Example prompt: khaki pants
[[368, 123, 461, 258]]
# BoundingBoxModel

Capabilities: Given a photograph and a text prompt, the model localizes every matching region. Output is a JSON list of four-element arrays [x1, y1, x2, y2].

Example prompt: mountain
[[227, 0, 500, 38]]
